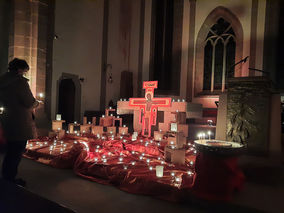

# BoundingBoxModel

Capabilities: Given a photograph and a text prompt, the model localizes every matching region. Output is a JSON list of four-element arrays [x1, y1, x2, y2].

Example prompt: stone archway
[[56, 73, 81, 123], [194, 6, 243, 96]]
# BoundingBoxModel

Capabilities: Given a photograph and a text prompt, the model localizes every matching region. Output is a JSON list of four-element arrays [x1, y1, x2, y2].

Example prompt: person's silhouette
[[0, 58, 40, 186]]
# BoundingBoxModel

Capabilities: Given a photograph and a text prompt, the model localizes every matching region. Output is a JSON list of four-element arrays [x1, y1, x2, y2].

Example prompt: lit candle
[[156, 166, 164, 177], [0, 106, 4, 114], [175, 177, 181, 182], [208, 131, 211, 140], [56, 114, 61, 121], [131, 161, 136, 166], [149, 166, 153, 171], [187, 171, 193, 176]]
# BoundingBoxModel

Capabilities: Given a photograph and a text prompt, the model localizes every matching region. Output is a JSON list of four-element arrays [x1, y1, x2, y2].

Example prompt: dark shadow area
[[0, 178, 74, 213]]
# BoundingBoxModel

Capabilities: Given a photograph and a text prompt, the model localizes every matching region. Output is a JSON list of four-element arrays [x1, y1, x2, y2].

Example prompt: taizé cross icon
[[129, 81, 171, 137]]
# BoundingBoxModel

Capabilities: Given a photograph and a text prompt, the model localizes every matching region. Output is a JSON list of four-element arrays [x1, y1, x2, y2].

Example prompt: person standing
[[0, 58, 40, 186]]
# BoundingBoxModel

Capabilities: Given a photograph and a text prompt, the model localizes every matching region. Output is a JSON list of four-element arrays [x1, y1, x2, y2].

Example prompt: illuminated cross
[[129, 81, 171, 137]]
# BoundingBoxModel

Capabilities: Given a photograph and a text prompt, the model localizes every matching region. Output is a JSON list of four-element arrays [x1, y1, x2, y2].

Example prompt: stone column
[[9, 0, 54, 135]]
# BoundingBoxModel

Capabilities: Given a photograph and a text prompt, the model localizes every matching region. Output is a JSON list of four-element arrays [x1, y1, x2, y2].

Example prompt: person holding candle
[[0, 58, 40, 187]]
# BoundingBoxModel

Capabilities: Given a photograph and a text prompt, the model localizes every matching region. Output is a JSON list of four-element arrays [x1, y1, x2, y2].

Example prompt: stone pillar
[[9, 0, 54, 135], [9, 0, 49, 97]]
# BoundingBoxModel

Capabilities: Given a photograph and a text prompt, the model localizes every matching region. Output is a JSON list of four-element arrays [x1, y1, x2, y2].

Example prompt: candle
[[156, 166, 164, 177], [187, 171, 193, 176], [175, 177, 181, 182], [208, 131, 211, 140], [149, 166, 153, 171], [56, 114, 61, 121], [131, 161, 136, 165], [0, 106, 4, 114]]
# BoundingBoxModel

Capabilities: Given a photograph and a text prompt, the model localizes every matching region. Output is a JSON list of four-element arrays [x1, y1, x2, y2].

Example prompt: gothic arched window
[[203, 18, 236, 92]]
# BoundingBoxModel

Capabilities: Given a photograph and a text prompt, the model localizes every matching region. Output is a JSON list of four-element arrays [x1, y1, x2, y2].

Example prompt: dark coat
[[0, 72, 37, 141]]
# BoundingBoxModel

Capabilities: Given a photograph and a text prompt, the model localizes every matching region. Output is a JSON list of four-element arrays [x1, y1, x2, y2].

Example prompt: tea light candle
[[208, 131, 212, 140], [131, 161, 136, 165], [56, 114, 61, 121], [187, 171, 193, 176], [0, 106, 4, 114], [149, 166, 153, 171], [118, 157, 123, 162], [175, 177, 181, 182], [156, 166, 164, 177]]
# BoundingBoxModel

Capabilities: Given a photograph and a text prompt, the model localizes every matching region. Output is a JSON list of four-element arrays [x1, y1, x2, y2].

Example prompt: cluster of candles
[[197, 131, 213, 141], [91, 140, 195, 180], [172, 99, 186, 102]]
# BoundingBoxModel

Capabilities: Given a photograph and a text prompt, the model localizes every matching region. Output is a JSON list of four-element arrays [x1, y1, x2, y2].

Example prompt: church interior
[[0, 0, 284, 212]]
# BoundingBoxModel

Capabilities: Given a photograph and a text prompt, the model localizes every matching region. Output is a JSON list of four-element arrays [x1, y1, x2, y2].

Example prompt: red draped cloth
[[193, 152, 245, 201], [24, 134, 244, 201]]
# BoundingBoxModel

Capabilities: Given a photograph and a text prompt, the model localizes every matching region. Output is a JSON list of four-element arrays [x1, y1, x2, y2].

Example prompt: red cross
[[129, 81, 171, 137]]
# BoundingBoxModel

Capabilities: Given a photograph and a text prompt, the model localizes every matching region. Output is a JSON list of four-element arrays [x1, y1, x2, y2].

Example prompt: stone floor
[[0, 154, 283, 213]]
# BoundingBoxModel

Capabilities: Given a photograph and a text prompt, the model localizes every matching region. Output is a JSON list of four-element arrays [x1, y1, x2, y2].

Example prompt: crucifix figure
[[129, 81, 171, 137]]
